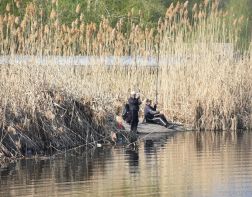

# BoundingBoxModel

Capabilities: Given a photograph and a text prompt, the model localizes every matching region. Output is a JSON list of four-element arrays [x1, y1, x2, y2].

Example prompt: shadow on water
[[1, 130, 252, 197], [144, 140, 154, 154], [0, 147, 113, 191], [126, 149, 139, 174], [193, 130, 247, 150], [142, 132, 174, 151]]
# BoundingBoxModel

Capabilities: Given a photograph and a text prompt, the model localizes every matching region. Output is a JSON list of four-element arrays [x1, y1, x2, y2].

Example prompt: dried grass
[[0, 0, 251, 143]]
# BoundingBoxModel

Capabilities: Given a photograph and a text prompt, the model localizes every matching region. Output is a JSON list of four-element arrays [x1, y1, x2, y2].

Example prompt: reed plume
[[0, 0, 250, 133]]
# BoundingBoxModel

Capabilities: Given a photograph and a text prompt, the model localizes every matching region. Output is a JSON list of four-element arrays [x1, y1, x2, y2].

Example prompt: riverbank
[[0, 88, 120, 168]]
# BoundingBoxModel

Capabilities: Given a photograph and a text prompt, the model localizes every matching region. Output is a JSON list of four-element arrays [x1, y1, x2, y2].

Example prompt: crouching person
[[144, 99, 171, 128], [122, 103, 132, 124]]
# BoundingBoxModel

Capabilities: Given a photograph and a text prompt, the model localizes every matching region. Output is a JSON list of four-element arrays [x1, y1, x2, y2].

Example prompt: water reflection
[[144, 140, 154, 154], [126, 149, 139, 174], [1, 131, 252, 197], [195, 132, 203, 152]]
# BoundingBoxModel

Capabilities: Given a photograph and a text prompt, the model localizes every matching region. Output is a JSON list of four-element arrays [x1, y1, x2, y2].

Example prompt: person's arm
[[128, 98, 137, 105], [137, 98, 142, 105], [147, 106, 159, 115], [151, 105, 160, 116], [135, 93, 142, 105]]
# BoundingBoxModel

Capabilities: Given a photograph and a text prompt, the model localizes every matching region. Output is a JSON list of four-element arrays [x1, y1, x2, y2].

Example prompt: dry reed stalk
[[0, 0, 251, 132]]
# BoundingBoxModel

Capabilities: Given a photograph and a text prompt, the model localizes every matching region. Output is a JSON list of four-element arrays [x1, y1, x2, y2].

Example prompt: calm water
[[1, 131, 252, 197]]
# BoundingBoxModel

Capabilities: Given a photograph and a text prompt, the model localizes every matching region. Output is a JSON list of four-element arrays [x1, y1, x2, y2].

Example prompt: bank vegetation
[[0, 0, 252, 164]]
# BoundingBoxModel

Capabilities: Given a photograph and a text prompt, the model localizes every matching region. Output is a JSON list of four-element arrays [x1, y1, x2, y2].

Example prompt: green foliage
[[0, 0, 250, 50], [0, 0, 31, 16], [56, 0, 168, 27], [0, 0, 204, 26], [226, 0, 252, 50]]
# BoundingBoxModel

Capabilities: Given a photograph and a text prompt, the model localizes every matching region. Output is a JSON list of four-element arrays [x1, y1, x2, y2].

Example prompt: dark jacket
[[128, 97, 141, 111], [122, 103, 132, 123], [144, 104, 158, 120]]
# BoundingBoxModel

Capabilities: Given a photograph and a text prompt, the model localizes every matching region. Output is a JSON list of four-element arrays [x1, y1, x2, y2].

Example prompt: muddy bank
[[0, 90, 118, 167]]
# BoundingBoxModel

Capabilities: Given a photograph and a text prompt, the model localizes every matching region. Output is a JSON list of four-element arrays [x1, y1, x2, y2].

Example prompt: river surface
[[1, 131, 252, 197]]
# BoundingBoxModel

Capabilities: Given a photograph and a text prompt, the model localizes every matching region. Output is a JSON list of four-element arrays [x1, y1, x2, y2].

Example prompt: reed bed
[[0, 0, 252, 160]]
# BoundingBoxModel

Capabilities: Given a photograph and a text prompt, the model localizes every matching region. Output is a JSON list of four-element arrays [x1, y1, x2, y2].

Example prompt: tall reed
[[0, 0, 251, 131]]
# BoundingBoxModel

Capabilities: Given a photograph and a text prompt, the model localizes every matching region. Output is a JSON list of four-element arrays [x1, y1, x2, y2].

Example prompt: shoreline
[[0, 89, 118, 168]]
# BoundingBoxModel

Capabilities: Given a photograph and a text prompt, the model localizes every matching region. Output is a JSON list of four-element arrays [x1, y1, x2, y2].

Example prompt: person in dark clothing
[[144, 99, 171, 128], [128, 91, 142, 132], [122, 103, 131, 124]]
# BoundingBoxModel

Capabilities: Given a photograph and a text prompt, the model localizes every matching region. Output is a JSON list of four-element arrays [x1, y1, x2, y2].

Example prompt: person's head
[[130, 91, 136, 98], [146, 99, 152, 105]]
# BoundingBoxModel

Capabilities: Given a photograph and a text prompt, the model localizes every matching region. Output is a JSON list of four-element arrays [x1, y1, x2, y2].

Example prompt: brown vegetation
[[0, 0, 252, 164]]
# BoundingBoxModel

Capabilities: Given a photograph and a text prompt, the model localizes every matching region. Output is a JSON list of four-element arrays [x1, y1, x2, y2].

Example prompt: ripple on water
[[1, 131, 252, 197]]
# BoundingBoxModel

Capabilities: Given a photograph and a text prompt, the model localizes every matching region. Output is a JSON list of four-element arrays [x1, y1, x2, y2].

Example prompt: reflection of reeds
[[0, 0, 251, 133]]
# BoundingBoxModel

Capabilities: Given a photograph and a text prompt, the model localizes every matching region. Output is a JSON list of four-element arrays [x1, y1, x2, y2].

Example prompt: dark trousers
[[147, 114, 169, 127], [130, 110, 139, 132]]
